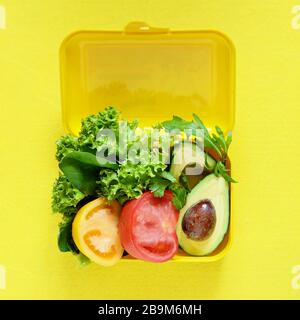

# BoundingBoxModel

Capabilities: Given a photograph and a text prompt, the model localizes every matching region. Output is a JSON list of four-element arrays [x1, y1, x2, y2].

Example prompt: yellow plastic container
[[60, 22, 235, 262]]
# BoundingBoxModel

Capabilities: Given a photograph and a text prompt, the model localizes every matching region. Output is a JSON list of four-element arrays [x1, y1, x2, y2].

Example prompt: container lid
[[60, 22, 235, 135]]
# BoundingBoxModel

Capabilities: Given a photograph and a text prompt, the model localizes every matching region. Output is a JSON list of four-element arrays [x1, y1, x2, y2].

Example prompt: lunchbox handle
[[124, 21, 169, 34]]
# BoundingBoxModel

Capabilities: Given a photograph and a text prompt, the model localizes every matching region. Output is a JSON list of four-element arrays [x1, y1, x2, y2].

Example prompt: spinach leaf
[[59, 151, 118, 194], [58, 218, 79, 253], [61, 151, 117, 168]]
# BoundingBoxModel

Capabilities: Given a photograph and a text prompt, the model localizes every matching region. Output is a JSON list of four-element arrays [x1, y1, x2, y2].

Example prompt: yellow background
[[0, 0, 300, 299]]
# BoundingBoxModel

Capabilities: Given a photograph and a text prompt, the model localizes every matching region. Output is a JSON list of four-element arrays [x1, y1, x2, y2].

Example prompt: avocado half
[[176, 173, 229, 256]]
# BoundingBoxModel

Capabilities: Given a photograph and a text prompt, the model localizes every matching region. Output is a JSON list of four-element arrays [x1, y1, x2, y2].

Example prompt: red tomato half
[[119, 191, 179, 262]]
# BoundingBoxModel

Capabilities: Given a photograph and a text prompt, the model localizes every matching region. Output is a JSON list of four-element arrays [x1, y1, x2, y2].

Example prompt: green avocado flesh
[[170, 142, 216, 182], [176, 173, 229, 256]]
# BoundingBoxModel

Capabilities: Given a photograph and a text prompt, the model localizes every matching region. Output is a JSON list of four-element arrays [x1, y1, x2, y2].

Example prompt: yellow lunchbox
[[59, 21, 235, 263]]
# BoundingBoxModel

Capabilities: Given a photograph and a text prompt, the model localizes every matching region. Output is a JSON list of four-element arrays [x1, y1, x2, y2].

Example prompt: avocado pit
[[182, 199, 216, 241]]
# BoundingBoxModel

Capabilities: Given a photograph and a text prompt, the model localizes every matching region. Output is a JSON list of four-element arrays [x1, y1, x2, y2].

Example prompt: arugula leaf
[[162, 116, 197, 134], [161, 113, 236, 182], [192, 113, 210, 135], [162, 113, 222, 158], [203, 137, 223, 158], [226, 131, 233, 148], [192, 114, 222, 158], [59, 151, 118, 194], [215, 126, 224, 136], [214, 161, 237, 183]]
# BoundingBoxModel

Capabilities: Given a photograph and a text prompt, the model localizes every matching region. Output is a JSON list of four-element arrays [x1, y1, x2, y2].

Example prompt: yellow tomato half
[[72, 198, 124, 266]]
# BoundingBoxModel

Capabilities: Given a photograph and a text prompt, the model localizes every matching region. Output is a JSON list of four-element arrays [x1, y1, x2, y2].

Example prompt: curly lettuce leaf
[[52, 175, 85, 215], [55, 134, 79, 161], [78, 106, 120, 149], [97, 161, 166, 204]]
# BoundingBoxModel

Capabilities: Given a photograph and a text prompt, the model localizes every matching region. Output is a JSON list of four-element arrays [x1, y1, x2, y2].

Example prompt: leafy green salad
[[52, 107, 234, 265]]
